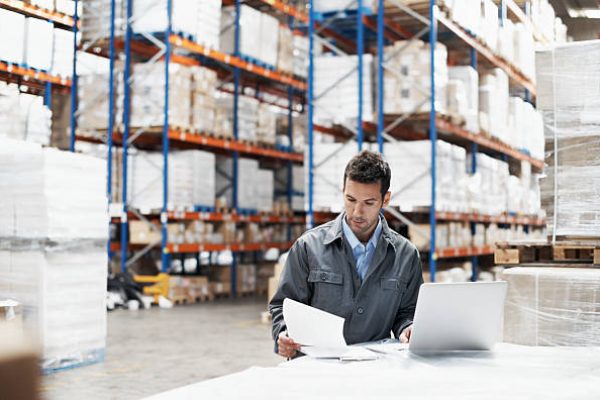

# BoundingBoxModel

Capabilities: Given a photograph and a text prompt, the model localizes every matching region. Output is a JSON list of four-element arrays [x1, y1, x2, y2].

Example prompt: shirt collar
[[342, 215, 382, 251]]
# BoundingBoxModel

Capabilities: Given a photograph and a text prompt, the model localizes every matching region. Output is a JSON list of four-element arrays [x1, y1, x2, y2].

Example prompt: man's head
[[342, 150, 391, 242]]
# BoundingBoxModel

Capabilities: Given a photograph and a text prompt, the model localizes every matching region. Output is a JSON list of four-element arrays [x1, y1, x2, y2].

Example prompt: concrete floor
[[41, 297, 281, 400]]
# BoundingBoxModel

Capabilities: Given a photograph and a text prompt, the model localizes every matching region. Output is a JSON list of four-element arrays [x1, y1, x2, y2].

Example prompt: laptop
[[408, 281, 508, 354]]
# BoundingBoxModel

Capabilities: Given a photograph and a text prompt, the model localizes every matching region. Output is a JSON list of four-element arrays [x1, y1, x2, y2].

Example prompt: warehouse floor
[[41, 298, 281, 400]]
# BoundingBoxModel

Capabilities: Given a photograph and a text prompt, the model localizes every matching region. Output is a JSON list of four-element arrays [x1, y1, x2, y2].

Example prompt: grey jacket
[[269, 212, 424, 351]]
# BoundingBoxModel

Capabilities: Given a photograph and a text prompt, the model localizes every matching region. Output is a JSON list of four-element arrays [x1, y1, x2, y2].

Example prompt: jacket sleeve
[[393, 247, 424, 338], [268, 238, 312, 353]]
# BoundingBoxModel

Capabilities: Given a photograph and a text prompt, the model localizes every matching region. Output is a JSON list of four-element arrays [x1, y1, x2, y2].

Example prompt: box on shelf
[[0, 9, 25, 65], [24, 17, 54, 71], [448, 66, 479, 133]]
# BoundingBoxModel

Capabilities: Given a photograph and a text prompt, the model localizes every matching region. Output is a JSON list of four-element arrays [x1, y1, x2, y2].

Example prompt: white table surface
[[145, 343, 600, 399]]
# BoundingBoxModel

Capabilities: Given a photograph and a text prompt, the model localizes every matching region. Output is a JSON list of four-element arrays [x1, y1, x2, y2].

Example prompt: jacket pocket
[[308, 270, 343, 285], [380, 278, 405, 291]]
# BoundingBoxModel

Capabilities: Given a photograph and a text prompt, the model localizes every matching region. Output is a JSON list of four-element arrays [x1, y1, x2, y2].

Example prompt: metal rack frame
[[305, 0, 543, 281], [73, 0, 305, 297]]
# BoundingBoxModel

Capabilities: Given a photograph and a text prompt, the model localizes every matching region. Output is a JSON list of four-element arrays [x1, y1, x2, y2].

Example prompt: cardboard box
[[129, 220, 161, 245]]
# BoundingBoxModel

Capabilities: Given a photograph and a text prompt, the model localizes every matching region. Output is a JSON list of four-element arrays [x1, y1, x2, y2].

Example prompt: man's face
[[343, 178, 391, 241]]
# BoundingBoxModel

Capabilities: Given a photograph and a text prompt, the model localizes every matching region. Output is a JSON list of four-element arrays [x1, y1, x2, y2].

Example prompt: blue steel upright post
[[231, 0, 242, 297], [357, 0, 364, 151], [107, 0, 117, 261], [161, 0, 173, 272], [376, 0, 384, 153], [428, 0, 437, 282], [287, 86, 294, 241], [307, 0, 315, 229], [470, 49, 478, 281], [44, 82, 52, 108], [69, 0, 79, 152], [120, 0, 133, 273]]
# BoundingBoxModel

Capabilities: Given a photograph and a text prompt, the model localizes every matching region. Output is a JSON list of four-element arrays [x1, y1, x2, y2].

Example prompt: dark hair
[[343, 150, 391, 198]]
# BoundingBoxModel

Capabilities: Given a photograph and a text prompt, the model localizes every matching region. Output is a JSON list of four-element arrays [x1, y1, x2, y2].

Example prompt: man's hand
[[277, 331, 301, 358], [399, 326, 413, 343]]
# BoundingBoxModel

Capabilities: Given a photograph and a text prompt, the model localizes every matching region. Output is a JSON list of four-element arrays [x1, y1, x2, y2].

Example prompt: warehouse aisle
[[41, 299, 280, 400]]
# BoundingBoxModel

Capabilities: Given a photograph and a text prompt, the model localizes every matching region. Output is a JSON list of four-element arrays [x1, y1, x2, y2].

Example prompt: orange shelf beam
[[0, 0, 74, 27], [170, 35, 307, 91], [169, 129, 304, 162], [435, 119, 544, 170], [436, 11, 536, 96], [434, 245, 495, 259], [165, 241, 294, 254], [77, 129, 303, 163], [435, 212, 545, 226], [0, 61, 71, 87], [167, 211, 305, 224]]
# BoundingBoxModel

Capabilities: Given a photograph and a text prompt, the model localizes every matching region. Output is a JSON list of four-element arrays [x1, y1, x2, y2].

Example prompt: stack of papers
[[283, 298, 394, 361]]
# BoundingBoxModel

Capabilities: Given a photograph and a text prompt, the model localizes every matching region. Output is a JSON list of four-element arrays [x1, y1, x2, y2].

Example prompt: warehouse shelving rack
[[71, 0, 308, 297], [0, 1, 74, 120], [295, 0, 546, 281]]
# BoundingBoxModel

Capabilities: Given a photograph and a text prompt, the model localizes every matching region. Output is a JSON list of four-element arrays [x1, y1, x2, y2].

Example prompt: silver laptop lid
[[409, 281, 508, 353]]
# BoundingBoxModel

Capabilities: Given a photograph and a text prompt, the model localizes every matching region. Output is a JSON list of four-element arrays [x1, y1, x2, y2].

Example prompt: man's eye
[[366, 202, 375, 206]]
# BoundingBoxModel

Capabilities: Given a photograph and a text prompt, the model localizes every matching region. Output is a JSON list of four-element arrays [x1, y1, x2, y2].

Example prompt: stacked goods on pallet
[[0, 9, 25, 65], [275, 165, 305, 212], [256, 104, 278, 146], [80, 0, 126, 44], [448, 66, 479, 133], [293, 35, 310, 78], [130, 62, 192, 130], [0, 83, 52, 146], [385, 140, 468, 212], [537, 41, 600, 239], [275, 113, 308, 151], [168, 276, 212, 303], [409, 222, 545, 250], [277, 26, 294, 75], [191, 66, 218, 134], [51, 28, 74, 77], [311, 142, 358, 212], [268, 261, 285, 304], [220, 5, 279, 67], [132, 0, 221, 49], [209, 264, 257, 296], [0, 139, 107, 372], [214, 92, 259, 141], [116, 149, 216, 211], [314, 54, 373, 125], [512, 23, 536, 82], [502, 267, 600, 346], [24, 17, 54, 71], [314, 0, 374, 12], [479, 68, 509, 142], [508, 97, 544, 159], [215, 156, 274, 212], [383, 40, 447, 115], [77, 70, 120, 134], [531, 0, 557, 42]]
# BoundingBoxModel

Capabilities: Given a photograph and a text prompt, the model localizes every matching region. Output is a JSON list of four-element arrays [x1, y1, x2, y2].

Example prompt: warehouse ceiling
[[549, 0, 600, 17]]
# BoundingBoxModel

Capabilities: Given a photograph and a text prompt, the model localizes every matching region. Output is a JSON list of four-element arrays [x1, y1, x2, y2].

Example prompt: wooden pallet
[[495, 240, 600, 266]]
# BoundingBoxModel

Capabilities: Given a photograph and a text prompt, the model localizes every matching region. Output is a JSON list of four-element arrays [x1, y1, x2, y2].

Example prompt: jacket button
[[357, 307, 364, 315], [320, 272, 327, 281]]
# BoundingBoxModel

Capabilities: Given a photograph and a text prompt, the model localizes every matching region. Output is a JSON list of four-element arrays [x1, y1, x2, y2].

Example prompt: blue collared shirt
[[342, 216, 383, 282]]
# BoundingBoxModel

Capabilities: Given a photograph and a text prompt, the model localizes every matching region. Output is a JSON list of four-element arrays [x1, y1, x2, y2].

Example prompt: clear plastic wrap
[[501, 267, 600, 347], [536, 40, 600, 239], [0, 240, 107, 372], [0, 139, 107, 240]]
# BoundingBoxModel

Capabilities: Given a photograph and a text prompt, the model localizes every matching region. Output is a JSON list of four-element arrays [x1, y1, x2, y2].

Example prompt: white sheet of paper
[[283, 298, 378, 360], [283, 298, 347, 349]]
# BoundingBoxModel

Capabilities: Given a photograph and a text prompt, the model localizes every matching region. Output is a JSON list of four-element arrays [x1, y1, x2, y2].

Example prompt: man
[[269, 150, 424, 358]]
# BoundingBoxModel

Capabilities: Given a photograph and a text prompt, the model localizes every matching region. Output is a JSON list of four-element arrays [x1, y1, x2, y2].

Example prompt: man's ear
[[383, 191, 391, 208]]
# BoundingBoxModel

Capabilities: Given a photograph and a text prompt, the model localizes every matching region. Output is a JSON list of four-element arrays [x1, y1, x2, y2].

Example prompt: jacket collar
[[324, 211, 397, 252]]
